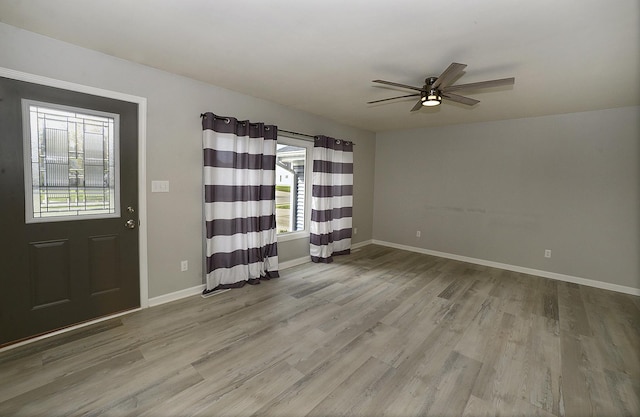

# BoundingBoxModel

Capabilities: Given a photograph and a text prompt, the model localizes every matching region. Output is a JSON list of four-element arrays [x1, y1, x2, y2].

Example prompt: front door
[[0, 77, 140, 346]]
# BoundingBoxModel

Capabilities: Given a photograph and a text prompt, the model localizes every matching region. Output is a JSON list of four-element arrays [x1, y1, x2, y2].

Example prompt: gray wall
[[2, 22, 636, 296], [0, 23, 376, 298], [374, 107, 639, 289]]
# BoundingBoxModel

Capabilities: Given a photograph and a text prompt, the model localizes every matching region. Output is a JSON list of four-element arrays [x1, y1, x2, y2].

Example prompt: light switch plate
[[151, 180, 170, 193]]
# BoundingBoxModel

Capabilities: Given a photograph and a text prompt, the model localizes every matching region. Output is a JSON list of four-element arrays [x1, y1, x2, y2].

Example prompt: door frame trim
[[0, 66, 149, 309]]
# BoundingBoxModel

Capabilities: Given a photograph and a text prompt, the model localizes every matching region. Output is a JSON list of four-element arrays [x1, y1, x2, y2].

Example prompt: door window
[[22, 100, 120, 222]]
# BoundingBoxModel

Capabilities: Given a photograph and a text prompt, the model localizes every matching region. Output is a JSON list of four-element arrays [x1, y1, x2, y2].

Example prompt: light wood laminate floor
[[1, 245, 638, 416]]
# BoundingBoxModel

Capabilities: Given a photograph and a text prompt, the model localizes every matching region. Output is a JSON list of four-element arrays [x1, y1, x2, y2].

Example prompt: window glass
[[276, 139, 308, 235], [23, 100, 119, 223]]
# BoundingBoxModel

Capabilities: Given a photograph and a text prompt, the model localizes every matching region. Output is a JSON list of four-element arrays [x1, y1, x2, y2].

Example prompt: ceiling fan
[[368, 62, 515, 111]]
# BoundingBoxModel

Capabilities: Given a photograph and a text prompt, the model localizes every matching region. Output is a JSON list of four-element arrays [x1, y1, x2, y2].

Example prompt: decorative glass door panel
[[23, 100, 120, 222]]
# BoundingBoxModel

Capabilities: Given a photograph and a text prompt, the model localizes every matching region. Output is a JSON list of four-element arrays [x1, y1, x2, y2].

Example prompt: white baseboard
[[148, 284, 205, 307], [149, 255, 317, 305], [149, 252, 331, 307], [352, 239, 374, 250], [371, 240, 640, 296], [278, 239, 374, 270], [279, 256, 310, 270]]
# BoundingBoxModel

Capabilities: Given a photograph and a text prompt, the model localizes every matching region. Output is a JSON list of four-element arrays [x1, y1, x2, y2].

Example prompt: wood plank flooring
[[0, 244, 638, 416]]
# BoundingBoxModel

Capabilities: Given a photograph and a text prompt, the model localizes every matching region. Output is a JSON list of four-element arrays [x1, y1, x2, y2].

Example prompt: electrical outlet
[[180, 260, 188, 271], [416, 230, 421, 238], [544, 249, 551, 258], [353, 227, 358, 235]]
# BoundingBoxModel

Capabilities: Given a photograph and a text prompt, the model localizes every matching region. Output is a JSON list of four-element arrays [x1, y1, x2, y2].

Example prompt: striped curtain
[[310, 135, 354, 263], [201, 113, 279, 294]]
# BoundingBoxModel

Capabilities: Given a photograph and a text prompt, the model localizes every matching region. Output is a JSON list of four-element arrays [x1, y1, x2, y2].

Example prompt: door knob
[[124, 219, 136, 229]]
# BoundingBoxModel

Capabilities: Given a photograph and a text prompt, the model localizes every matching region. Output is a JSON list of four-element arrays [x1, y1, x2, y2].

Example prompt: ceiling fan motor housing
[[420, 77, 441, 104], [422, 77, 441, 103], [425, 77, 438, 86]]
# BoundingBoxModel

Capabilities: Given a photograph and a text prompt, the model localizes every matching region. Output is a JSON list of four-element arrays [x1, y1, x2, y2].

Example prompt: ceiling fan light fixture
[[423, 90, 441, 106]]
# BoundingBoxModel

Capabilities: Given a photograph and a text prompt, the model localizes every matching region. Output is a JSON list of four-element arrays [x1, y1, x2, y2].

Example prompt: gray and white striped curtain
[[201, 113, 279, 294], [310, 135, 354, 263]]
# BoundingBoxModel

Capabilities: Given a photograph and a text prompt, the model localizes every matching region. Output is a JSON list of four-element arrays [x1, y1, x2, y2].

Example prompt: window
[[276, 136, 312, 238], [22, 100, 120, 223]]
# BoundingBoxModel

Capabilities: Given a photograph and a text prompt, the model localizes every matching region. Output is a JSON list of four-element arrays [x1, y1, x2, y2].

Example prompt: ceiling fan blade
[[431, 62, 467, 90], [367, 93, 421, 104], [410, 100, 424, 112], [443, 77, 515, 93], [442, 92, 480, 106], [372, 79, 424, 92]]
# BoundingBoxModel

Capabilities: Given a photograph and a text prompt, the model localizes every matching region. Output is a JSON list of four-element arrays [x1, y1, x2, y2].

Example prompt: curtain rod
[[280, 129, 355, 145], [278, 129, 315, 140], [200, 114, 354, 145]]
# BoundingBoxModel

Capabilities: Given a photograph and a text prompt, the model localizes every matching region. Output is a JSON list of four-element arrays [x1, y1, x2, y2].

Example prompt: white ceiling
[[1, 0, 638, 132]]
